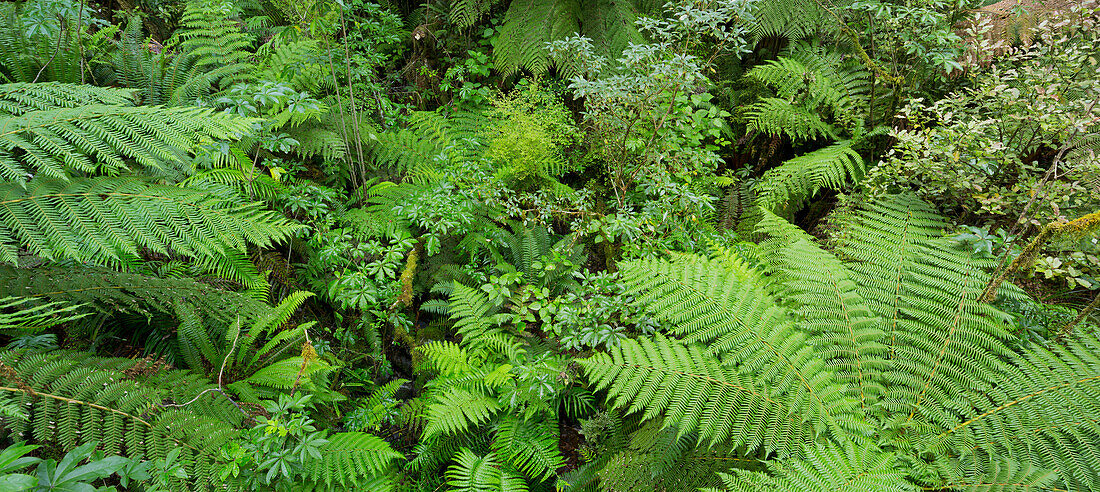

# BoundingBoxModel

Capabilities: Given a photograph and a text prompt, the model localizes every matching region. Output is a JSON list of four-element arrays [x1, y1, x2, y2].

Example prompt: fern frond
[[304, 432, 403, 489], [707, 440, 912, 492], [756, 211, 888, 408], [617, 254, 867, 443], [582, 334, 819, 455], [0, 296, 87, 333], [0, 177, 301, 267], [0, 83, 134, 115], [446, 448, 529, 492], [0, 349, 242, 489], [744, 98, 836, 142], [0, 97, 254, 182], [493, 416, 564, 482], [423, 387, 502, 440], [751, 140, 864, 217]]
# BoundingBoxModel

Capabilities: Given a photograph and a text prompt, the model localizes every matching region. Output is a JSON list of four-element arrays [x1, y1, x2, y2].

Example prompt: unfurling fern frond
[[0, 177, 301, 267], [744, 98, 836, 142], [0, 349, 242, 489], [0, 95, 253, 182]]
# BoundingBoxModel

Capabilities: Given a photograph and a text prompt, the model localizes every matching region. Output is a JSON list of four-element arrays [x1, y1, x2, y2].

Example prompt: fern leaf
[[0, 97, 254, 182], [304, 432, 403, 488], [423, 387, 502, 440], [493, 416, 564, 482], [751, 140, 864, 218], [0, 177, 301, 267], [582, 334, 819, 455], [617, 254, 867, 442], [744, 98, 836, 142]]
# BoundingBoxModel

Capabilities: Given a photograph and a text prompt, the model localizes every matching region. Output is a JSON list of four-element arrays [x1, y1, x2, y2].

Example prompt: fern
[[0, 177, 301, 268], [0, 349, 244, 489], [705, 440, 912, 492], [601, 194, 1100, 490], [446, 448, 529, 492], [494, 0, 646, 77], [0, 296, 87, 333], [492, 416, 564, 482], [303, 432, 403, 489], [749, 0, 840, 40], [744, 97, 836, 142], [111, 3, 254, 106], [0, 90, 254, 182], [756, 211, 888, 408], [751, 140, 864, 217], [615, 254, 868, 444], [422, 387, 502, 440], [0, 83, 134, 114]]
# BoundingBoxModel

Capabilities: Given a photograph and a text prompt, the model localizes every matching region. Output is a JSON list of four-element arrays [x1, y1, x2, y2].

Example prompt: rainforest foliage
[[0, 0, 1098, 490]]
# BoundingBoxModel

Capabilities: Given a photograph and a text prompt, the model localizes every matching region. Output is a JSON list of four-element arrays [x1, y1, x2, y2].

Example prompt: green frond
[[0, 95, 254, 182], [448, 283, 526, 360], [418, 340, 476, 376], [304, 432, 403, 489], [422, 387, 502, 440], [756, 211, 888, 408], [751, 140, 864, 218], [446, 448, 529, 492], [0, 83, 135, 115], [0, 349, 243, 489], [928, 332, 1100, 491], [493, 416, 564, 482], [581, 333, 821, 455], [616, 254, 867, 443], [708, 440, 913, 492], [112, 2, 255, 106], [749, 0, 840, 40], [0, 296, 87, 333], [450, 0, 505, 29], [494, 0, 643, 77], [744, 98, 836, 142], [0, 177, 301, 267]]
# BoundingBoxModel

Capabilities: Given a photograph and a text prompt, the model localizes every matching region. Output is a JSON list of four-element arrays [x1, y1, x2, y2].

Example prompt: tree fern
[[446, 448, 529, 492], [0, 349, 243, 488], [705, 440, 913, 492], [581, 333, 831, 455], [756, 210, 888, 408], [744, 97, 836, 142], [615, 254, 867, 443], [750, 140, 864, 217], [0, 177, 300, 267], [0, 89, 254, 182]]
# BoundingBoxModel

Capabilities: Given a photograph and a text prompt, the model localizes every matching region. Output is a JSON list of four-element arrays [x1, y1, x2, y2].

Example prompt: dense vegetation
[[0, 0, 1098, 490]]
